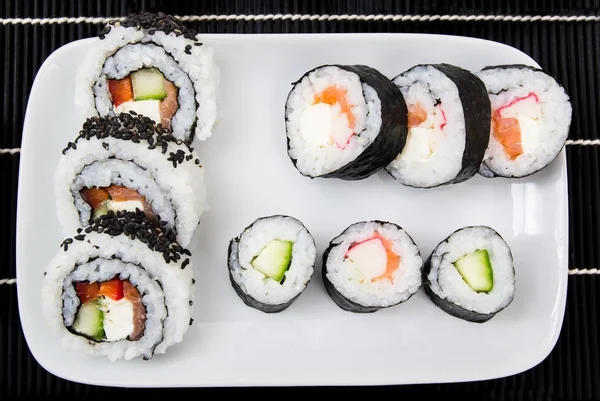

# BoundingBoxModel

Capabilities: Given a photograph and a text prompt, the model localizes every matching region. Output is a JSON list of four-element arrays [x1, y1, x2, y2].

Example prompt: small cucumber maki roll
[[285, 64, 408, 180], [476, 65, 572, 178], [322, 221, 422, 313], [228, 215, 316, 313], [423, 226, 516, 323], [386, 64, 491, 188]]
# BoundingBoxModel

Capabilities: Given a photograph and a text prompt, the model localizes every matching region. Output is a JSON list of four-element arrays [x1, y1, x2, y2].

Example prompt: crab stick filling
[[72, 278, 146, 342], [400, 101, 447, 163], [107, 68, 179, 128], [343, 232, 401, 283], [80, 185, 155, 221], [492, 93, 541, 160], [299, 85, 357, 149]]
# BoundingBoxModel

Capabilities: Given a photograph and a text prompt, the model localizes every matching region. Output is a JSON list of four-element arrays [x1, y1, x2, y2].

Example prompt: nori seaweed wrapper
[[285, 64, 408, 180], [422, 226, 515, 323]]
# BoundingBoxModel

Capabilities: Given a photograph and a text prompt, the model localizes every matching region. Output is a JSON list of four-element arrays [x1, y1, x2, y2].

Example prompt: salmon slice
[[159, 80, 179, 128], [313, 85, 356, 129], [105, 185, 156, 219], [492, 111, 523, 160], [106, 185, 145, 202], [123, 281, 146, 341], [80, 187, 110, 209], [371, 232, 401, 283], [75, 282, 100, 304], [408, 103, 428, 128]]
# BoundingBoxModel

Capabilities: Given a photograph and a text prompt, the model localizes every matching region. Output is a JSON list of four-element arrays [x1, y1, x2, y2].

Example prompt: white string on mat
[[0, 278, 16, 285], [0, 14, 599, 26], [0, 148, 20, 155], [565, 139, 600, 146], [569, 268, 600, 275]]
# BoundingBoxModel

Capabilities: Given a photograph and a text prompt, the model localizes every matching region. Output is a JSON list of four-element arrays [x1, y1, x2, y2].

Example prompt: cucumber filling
[[131, 68, 167, 100], [251, 240, 293, 283], [453, 249, 494, 293], [72, 300, 105, 341]]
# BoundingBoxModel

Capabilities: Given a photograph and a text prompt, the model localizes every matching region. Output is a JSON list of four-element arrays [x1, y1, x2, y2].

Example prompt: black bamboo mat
[[1, 1, 600, 399]]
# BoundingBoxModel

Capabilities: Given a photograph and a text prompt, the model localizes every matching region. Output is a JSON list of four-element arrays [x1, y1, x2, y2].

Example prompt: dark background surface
[[1, 1, 599, 399]]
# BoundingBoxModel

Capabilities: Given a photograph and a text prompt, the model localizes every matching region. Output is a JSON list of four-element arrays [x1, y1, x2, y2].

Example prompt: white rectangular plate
[[17, 33, 568, 387]]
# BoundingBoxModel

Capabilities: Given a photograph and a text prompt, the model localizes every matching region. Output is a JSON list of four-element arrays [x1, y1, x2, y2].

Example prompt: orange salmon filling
[[408, 103, 428, 128], [492, 111, 522, 160], [80, 185, 156, 220], [491, 93, 540, 160], [313, 85, 356, 129], [407, 102, 447, 131], [370, 232, 401, 283]]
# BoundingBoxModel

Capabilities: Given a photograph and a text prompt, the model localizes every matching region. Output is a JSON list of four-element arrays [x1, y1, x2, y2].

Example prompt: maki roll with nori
[[54, 113, 207, 247], [75, 12, 219, 142], [476, 65, 572, 178], [285, 64, 408, 180], [386, 64, 491, 188], [423, 226, 515, 323], [228, 215, 316, 313], [42, 211, 194, 361], [322, 221, 422, 313]]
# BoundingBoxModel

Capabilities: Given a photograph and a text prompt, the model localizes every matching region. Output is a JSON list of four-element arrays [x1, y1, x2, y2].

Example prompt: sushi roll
[[322, 221, 422, 313], [476, 65, 572, 178], [285, 64, 408, 180], [228, 215, 316, 313], [42, 210, 194, 361], [386, 64, 491, 188], [423, 226, 515, 323], [55, 113, 207, 247], [75, 12, 219, 142]]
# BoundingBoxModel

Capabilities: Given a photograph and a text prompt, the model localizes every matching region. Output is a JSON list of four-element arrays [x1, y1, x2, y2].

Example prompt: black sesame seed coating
[[103, 12, 203, 45], [63, 114, 200, 167], [65, 210, 193, 265]]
